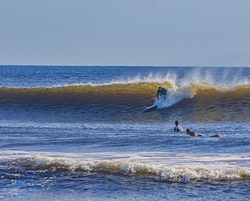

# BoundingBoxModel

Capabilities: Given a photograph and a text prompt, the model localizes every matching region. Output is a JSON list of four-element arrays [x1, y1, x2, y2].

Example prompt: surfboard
[[144, 104, 158, 112]]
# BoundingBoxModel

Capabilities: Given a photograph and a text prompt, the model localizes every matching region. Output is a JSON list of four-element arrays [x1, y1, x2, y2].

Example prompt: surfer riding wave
[[157, 86, 167, 100], [144, 86, 168, 112]]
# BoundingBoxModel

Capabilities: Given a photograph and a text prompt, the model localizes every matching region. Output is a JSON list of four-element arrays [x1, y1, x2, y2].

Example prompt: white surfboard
[[144, 104, 158, 112]]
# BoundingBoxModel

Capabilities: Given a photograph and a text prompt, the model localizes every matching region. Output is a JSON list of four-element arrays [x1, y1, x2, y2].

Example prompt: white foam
[[11, 153, 250, 181], [1, 151, 250, 181], [155, 83, 196, 108]]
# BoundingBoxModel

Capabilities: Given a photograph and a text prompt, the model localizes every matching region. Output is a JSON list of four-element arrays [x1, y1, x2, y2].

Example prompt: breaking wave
[[4, 155, 250, 182], [1, 80, 250, 123]]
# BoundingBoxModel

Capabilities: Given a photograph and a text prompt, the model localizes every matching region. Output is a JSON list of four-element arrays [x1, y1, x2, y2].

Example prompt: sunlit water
[[0, 66, 250, 200]]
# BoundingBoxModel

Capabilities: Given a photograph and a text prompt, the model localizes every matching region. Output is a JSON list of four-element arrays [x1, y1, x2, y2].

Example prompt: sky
[[1, 0, 250, 67]]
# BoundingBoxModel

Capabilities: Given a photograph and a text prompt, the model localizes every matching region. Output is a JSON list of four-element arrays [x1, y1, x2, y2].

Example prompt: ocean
[[0, 66, 250, 200]]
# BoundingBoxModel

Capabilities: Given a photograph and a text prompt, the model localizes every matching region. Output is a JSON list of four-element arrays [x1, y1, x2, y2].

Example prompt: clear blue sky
[[1, 0, 250, 66]]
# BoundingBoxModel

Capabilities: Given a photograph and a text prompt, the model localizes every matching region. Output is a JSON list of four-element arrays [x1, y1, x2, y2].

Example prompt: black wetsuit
[[157, 88, 167, 99], [174, 124, 183, 132]]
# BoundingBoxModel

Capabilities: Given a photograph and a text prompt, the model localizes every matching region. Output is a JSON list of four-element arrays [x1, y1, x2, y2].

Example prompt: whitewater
[[0, 66, 250, 200]]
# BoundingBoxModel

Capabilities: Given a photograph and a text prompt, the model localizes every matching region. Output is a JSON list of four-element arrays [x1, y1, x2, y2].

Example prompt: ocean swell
[[1, 82, 250, 123]]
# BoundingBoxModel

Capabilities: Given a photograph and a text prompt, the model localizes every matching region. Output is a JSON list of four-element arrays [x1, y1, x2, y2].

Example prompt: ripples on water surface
[[0, 66, 250, 200]]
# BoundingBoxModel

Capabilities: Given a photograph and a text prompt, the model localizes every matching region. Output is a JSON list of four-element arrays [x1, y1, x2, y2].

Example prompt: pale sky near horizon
[[1, 0, 250, 67]]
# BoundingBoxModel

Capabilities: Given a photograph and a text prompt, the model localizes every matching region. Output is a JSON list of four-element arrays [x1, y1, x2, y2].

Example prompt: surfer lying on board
[[186, 128, 202, 137], [210, 134, 223, 138], [157, 86, 167, 100], [186, 128, 223, 138]]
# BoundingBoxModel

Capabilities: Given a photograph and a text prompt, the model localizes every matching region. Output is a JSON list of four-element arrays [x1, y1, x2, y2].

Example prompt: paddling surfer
[[186, 128, 202, 137], [186, 128, 223, 138], [210, 134, 223, 138]]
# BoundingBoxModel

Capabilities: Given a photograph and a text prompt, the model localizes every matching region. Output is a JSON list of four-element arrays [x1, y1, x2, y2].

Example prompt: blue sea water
[[0, 66, 250, 200]]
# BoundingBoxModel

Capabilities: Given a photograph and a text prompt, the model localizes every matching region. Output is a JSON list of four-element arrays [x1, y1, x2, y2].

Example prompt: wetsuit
[[157, 88, 167, 99], [174, 124, 183, 132]]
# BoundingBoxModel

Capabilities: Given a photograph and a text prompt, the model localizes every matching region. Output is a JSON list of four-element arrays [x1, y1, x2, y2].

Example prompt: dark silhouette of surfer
[[157, 86, 167, 100], [174, 120, 183, 132]]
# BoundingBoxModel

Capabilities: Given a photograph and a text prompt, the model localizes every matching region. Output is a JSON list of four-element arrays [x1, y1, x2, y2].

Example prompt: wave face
[[1, 83, 250, 123], [1, 66, 250, 123]]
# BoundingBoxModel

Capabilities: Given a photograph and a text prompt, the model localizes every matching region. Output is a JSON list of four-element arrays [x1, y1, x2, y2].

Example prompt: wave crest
[[1, 82, 250, 123], [7, 156, 250, 181]]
